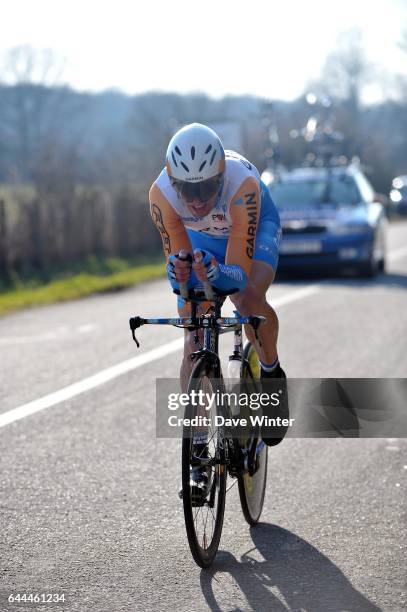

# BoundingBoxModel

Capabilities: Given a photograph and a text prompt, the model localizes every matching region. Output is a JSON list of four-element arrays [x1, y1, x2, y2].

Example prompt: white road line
[[0, 338, 184, 429], [388, 245, 407, 262], [0, 284, 321, 429]]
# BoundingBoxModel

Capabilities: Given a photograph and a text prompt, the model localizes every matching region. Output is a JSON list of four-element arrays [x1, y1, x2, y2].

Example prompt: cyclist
[[149, 123, 287, 451]]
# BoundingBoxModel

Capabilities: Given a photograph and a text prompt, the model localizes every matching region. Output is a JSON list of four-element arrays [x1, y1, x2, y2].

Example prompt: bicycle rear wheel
[[181, 356, 227, 568], [238, 342, 268, 526]]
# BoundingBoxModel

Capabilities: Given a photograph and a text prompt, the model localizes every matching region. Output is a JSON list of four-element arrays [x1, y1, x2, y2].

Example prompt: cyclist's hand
[[192, 249, 219, 283], [167, 249, 192, 284]]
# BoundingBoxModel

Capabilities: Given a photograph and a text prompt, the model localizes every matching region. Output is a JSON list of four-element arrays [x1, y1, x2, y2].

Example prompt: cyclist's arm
[[226, 176, 260, 278], [149, 183, 192, 258], [201, 177, 259, 294]]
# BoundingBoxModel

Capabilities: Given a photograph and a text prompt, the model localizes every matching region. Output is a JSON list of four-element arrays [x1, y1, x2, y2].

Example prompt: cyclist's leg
[[178, 296, 205, 392], [230, 258, 279, 365], [230, 183, 282, 367], [231, 192, 287, 445]]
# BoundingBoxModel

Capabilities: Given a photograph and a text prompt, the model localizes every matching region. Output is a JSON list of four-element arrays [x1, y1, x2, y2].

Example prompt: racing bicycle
[[129, 288, 268, 568]]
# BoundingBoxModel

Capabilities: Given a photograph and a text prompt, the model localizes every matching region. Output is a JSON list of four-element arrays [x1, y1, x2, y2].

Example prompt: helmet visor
[[171, 175, 223, 203]]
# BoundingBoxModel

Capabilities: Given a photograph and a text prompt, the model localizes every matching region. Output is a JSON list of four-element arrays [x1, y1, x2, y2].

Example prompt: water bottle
[[227, 355, 242, 380], [227, 355, 242, 416]]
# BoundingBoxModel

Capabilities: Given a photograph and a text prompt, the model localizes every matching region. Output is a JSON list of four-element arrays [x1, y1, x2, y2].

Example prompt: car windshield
[[269, 175, 361, 207]]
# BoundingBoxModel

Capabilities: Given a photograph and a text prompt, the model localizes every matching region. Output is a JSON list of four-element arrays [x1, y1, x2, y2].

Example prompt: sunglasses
[[170, 175, 223, 203]]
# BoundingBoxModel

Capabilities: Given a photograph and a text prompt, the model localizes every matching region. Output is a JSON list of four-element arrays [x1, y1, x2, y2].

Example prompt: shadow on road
[[199, 523, 381, 612]]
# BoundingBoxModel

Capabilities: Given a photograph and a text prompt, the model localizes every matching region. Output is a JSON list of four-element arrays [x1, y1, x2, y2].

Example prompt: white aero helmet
[[166, 123, 226, 183]]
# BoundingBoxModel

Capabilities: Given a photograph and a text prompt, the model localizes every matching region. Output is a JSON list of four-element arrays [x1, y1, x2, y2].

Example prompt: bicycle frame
[[129, 296, 265, 476]]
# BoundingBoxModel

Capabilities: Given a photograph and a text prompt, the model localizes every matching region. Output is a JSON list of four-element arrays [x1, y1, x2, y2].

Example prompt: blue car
[[262, 165, 387, 276]]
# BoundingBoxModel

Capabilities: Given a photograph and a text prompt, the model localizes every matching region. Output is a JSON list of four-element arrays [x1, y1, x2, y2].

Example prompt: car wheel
[[359, 255, 379, 278]]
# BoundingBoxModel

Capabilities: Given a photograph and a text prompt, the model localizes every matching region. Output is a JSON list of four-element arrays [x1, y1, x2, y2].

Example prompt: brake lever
[[129, 316, 146, 348]]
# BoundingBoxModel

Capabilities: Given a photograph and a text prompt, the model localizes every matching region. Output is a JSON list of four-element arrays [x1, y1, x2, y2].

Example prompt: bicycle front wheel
[[238, 342, 268, 526], [181, 356, 227, 568]]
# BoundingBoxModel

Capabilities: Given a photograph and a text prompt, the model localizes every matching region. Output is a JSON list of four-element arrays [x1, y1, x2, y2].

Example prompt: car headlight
[[390, 189, 402, 203]]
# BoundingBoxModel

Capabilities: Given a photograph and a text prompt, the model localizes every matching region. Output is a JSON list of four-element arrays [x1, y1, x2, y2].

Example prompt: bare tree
[[0, 45, 68, 181], [0, 45, 65, 86], [315, 28, 372, 111], [396, 28, 407, 99], [304, 29, 374, 158]]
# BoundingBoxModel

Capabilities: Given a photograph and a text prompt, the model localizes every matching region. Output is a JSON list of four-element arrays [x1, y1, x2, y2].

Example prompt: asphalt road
[[1, 222, 407, 612]]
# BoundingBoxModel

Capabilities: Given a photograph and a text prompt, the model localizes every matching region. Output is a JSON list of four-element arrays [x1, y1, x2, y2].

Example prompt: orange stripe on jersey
[[149, 183, 192, 259], [225, 177, 260, 277]]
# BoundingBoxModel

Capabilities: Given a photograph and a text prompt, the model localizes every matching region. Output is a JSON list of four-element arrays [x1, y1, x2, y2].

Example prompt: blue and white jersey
[[155, 150, 261, 239]]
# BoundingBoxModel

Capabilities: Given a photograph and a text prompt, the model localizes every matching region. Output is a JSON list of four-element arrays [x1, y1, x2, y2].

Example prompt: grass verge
[[0, 257, 166, 316]]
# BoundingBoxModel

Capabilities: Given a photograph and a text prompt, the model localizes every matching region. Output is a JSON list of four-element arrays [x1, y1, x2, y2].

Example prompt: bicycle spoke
[[226, 478, 238, 492]]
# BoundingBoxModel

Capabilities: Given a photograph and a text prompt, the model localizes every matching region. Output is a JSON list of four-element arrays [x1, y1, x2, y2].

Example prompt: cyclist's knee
[[230, 285, 266, 315]]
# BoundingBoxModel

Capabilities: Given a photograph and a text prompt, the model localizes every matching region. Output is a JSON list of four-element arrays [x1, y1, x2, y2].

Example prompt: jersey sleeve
[[225, 176, 260, 277], [149, 183, 192, 259]]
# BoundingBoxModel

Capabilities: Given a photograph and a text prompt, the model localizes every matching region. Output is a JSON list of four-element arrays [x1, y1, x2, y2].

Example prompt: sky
[[2, 0, 407, 101]]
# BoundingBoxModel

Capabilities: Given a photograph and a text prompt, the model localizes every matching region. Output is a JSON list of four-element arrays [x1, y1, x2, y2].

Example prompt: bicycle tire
[[237, 342, 268, 526], [182, 356, 227, 568]]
